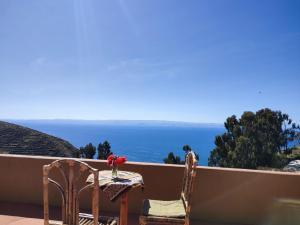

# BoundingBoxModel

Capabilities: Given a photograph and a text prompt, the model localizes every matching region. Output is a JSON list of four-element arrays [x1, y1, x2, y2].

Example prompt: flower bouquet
[[107, 154, 127, 178]]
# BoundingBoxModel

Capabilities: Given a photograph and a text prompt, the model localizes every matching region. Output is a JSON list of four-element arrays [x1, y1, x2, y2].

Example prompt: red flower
[[115, 156, 126, 165], [107, 154, 114, 161], [107, 154, 126, 166], [107, 154, 115, 166]]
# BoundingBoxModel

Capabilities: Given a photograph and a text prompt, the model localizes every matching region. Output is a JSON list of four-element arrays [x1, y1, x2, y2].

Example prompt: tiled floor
[[0, 215, 43, 225], [0, 202, 138, 225], [0, 202, 244, 225]]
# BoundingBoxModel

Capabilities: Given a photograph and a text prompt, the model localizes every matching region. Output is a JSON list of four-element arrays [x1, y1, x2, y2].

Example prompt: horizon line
[[1, 118, 224, 126]]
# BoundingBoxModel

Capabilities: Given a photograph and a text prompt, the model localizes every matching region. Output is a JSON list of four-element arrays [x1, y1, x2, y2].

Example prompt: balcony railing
[[0, 154, 299, 225]]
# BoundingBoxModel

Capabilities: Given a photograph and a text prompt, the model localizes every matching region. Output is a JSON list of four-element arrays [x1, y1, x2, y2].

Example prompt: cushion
[[142, 199, 186, 218]]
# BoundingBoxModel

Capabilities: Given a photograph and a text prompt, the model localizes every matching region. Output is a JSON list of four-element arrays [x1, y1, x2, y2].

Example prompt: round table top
[[97, 170, 144, 201], [86, 170, 143, 201], [98, 170, 143, 187]]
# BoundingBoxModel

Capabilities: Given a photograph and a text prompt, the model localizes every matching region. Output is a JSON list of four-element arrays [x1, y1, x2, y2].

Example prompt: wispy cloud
[[105, 58, 180, 81], [29, 57, 72, 71], [106, 58, 142, 72], [106, 58, 178, 71], [30, 57, 47, 68]]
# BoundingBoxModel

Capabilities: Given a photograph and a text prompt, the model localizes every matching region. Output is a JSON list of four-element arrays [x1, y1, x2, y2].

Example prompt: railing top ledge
[[0, 153, 299, 176]]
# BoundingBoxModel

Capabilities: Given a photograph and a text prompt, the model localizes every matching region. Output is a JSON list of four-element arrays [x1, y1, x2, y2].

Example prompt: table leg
[[120, 192, 128, 225]]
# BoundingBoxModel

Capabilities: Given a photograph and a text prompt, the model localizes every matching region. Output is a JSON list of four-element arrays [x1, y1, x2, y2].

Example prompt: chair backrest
[[181, 151, 197, 218], [43, 159, 99, 225]]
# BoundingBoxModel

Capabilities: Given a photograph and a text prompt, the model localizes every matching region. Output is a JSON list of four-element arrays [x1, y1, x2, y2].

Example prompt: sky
[[0, 0, 299, 124]]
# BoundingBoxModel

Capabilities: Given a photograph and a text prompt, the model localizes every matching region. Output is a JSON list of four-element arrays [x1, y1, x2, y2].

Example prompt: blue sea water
[[10, 120, 224, 166]]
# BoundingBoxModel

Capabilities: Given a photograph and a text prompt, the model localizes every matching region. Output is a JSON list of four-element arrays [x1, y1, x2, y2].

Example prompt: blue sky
[[0, 0, 299, 123]]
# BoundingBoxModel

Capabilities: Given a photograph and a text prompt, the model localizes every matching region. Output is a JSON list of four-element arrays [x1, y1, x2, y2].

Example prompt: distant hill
[[0, 121, 78, 157]]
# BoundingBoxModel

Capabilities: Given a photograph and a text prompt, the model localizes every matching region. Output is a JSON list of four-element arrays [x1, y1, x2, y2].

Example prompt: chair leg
[[43, 167, 49, 225], [139, 217, 145, 225], [185, 218, 189, 225]]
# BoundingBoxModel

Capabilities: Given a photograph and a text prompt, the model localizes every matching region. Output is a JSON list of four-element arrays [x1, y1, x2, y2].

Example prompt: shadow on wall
[[263, 198, 300, 225]]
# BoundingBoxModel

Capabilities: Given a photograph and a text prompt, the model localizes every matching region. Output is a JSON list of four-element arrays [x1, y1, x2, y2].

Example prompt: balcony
[[0, 154, 299, 225]]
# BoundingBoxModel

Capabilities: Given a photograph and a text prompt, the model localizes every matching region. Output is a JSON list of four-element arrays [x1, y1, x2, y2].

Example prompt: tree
[[163, 152, 182, 164], [208, 108, 300, 169], [97, 140, 113, 159], [163, 145, 199, 164], [79, 143, 96, 159], [183, 144, 192, 153], [182, 144, 199, 161], [294, 132, 300, 146]]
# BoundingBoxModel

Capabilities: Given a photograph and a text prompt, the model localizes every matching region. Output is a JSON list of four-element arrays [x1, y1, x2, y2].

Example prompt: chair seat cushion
[[142, 199, 186, 218]]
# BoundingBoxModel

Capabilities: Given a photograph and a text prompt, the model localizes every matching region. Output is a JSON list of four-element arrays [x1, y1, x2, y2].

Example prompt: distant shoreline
[[3, 119, 223, 128]]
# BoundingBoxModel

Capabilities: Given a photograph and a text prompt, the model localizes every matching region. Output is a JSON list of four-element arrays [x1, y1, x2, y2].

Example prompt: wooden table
[[87, 170, 143, 225]]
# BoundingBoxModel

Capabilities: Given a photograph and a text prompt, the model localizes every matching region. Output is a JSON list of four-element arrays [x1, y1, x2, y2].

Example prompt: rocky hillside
[[0, 121, 78, 157]]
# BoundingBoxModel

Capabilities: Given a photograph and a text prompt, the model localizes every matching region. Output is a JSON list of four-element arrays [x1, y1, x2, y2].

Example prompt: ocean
[[9, 120, 224, 166]]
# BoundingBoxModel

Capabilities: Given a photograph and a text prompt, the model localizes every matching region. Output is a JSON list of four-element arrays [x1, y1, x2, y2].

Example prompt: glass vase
[[112, 164, 118, 178]]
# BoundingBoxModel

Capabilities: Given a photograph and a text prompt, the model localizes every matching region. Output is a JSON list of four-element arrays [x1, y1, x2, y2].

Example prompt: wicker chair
[[139, 151, 197, 225], [43, 159, 118, 225]]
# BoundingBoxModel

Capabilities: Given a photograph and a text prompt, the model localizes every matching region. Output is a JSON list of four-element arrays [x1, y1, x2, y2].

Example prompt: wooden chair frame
[[139, 151, 197, 225], [181, 151, 197, 223], [43, 159, 99, 225]]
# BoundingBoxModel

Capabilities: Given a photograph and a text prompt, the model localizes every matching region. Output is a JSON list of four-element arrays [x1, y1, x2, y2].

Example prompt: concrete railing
[[0, 154, 299, 225]]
